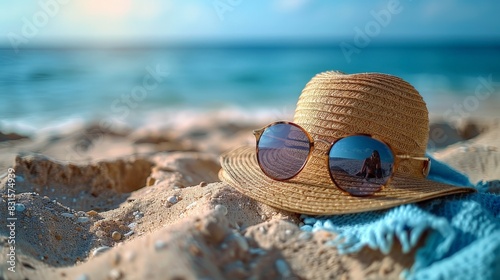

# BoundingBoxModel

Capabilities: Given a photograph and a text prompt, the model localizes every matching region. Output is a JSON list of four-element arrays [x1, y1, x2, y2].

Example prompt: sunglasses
[[253, 121, 431, 196]]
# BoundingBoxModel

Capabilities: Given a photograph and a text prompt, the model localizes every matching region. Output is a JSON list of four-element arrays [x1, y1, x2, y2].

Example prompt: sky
[[0, 0, 499, 46], [329, 136, 394, 161]]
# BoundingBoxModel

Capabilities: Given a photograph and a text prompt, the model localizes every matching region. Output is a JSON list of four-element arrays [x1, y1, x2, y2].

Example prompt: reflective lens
[[257, 123, 311, 180], [328, 135, 394, 196]]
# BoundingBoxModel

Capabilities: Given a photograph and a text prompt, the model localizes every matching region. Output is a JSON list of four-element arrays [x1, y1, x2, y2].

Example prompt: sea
[[1, 43, 499, 134]]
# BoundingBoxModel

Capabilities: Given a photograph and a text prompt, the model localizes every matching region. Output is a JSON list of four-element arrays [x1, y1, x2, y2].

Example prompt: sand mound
[[433, 122, 500, 183], [9, 154, 153, 211], [12, 207, 414, 280]]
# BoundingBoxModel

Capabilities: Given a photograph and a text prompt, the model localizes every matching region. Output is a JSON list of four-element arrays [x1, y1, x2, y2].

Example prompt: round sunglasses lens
[[257, 123, 311, 180], [328, 135, 394, 196]]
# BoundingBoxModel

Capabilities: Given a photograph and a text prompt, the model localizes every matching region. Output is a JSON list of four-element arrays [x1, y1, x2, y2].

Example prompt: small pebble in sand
[[199, 181, 207, 187], [167, 195, 178, 204], [128, 222, 137, 229], [146, 176, 156, 186], [109, 268, 123, 280], [155, 240, 167, 251], [92, 246, 111, 258], [186, 201, 197, 210], [61, 213, 74, 219], [275, 259, 292, 278], [119, 225, 128, 231], [14, 203, 26, 212], [285, 229, 293, 235], [77, 211, 87, 217], [112, 231, 122, 241], [215, 204, 228, 215], [87, 210, 98, 217], [75, 274, 89, 280], [133, 210, 144, 219], [77, 217, 90, 223]]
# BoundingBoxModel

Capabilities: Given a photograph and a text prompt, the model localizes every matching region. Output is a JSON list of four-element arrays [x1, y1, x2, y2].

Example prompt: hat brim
[[219, 146, 476, 215]]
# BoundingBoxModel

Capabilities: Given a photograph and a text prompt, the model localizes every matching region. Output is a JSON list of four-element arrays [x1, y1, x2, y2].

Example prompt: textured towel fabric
[[300, 156, 500, 280]]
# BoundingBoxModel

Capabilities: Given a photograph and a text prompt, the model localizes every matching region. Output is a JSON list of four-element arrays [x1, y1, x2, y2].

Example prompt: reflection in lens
[[257, 123, 311, 180], [328, 135, 394, 196]]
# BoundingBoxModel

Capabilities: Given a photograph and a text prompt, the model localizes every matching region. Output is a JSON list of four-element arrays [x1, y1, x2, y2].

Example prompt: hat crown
[[293, 71, 429, 177]]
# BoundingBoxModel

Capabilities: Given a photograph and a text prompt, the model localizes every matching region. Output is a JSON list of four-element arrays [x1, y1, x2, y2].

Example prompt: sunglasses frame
[[253, 121, 432, 196]]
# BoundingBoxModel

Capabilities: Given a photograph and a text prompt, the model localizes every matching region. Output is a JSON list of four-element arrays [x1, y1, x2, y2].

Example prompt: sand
[[1, 112, 499, 280]]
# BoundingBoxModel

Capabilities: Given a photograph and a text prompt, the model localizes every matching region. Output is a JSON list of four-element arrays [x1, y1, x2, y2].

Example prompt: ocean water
[[1, 44, 499, 133]]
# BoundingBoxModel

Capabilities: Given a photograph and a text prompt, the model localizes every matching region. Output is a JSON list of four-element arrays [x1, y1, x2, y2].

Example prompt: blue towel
[[300, 154, 500, 280]]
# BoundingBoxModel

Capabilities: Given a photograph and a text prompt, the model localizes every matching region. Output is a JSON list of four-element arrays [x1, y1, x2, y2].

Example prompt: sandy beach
[[1, 0, 499, 278], [0, 110, 499, 280]]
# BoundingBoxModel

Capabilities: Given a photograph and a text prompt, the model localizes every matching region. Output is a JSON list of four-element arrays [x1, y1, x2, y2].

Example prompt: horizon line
[[2, 39, 500, 51]]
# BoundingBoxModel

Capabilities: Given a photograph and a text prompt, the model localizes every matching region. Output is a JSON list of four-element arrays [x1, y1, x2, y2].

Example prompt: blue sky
[[329, 136, 394, 161], [1, 0, 499, 46]]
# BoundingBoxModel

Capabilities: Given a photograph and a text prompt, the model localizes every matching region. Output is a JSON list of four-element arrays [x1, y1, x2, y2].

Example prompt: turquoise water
[[0, 44, 499, 131]]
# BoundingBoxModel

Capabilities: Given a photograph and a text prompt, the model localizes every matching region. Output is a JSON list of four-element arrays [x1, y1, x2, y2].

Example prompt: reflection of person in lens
[[356, 150, 383, 179]]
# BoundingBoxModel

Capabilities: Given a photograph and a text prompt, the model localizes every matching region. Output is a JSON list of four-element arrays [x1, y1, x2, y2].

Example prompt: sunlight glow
[[80, 0, 133, 18]]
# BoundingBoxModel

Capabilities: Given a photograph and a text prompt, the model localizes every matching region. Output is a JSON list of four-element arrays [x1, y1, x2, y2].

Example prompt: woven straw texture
[[219, 71, 475, 214], [295, 71, 429, 181]]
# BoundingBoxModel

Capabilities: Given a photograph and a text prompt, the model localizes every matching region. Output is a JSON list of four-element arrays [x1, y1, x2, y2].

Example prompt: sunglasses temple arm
[[397, 155, 431, 177], [396, 155, 429, 161]]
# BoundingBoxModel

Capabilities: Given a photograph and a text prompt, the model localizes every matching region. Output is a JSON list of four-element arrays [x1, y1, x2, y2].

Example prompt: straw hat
[[219, 71, 475, 215]]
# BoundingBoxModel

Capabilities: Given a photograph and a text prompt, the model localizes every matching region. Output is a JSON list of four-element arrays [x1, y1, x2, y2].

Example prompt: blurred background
[[1, 0, 499, 134]]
